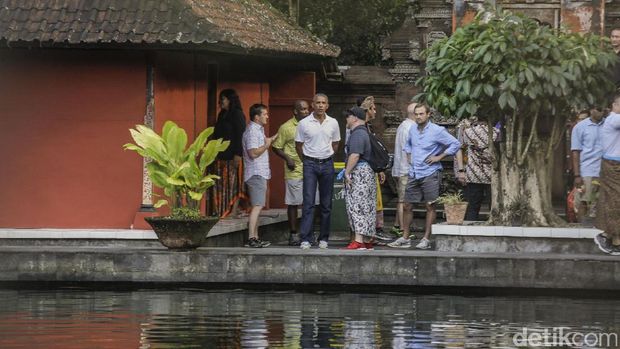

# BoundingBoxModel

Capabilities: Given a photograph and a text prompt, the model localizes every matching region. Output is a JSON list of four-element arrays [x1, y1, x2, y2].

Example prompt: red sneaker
[[343, 241, 366, 250], [365, 242, 374, 250]]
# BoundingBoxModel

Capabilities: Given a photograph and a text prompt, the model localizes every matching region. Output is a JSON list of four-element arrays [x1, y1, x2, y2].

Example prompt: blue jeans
[[300, 158, 335, 243]]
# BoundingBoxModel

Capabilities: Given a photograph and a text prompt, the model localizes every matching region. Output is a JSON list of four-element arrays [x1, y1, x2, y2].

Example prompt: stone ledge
[[433, 223, 601, 239], [0, 246, 617, 290], [0, 209, 290, 240]]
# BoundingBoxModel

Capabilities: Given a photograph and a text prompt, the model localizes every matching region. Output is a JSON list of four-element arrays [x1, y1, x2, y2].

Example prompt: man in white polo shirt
[[295, 93, 341, 249]]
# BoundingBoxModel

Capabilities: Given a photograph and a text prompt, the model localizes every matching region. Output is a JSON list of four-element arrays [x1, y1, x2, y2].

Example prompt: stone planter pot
[[145, 216, 219, 250], [444, 203, 468, 225]]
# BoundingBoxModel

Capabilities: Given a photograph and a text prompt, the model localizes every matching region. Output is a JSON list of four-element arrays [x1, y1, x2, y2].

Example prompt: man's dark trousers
[[299, 158, 335, 243], [464, 183, 490, 221]]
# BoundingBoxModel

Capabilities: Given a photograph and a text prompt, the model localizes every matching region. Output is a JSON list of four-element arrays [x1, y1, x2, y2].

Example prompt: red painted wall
[[0, 47, 318, 228], [0, 49, 145, 228]]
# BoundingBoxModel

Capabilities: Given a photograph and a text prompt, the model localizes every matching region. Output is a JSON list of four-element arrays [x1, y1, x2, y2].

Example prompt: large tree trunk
[[488, 116, 566, 227]]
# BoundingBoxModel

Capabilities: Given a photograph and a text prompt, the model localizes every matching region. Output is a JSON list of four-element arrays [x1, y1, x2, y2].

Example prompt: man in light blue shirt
[[594, 95, 620, 255], [571, 108, 604, 222], [388, 104, 465, 249]]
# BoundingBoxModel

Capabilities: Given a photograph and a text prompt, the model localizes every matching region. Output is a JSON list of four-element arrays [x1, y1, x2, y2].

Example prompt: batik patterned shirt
[[462, 122, 499, 184]]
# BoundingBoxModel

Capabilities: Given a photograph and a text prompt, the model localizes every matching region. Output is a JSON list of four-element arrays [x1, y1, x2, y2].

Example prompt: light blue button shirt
[[404, 121, 461, 179], [571, 117, 604, 177], [602, 112, 620, 163]]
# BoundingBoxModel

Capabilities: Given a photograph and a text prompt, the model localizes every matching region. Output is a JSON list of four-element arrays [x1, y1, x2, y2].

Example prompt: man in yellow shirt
[[273, 100, 310, 245]]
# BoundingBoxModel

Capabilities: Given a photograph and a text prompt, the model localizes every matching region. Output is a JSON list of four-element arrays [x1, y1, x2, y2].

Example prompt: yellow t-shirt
[[273, 117, 303, 180]]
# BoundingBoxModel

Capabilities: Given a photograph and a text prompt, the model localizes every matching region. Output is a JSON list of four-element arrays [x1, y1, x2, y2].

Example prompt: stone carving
[[427, 31, 448, 49], [142, 99, 155, 207], [383, 110, 404, 127], [414, 7, 452, 19], [388, 64, 420, 83], [409, 40, 421, 60]]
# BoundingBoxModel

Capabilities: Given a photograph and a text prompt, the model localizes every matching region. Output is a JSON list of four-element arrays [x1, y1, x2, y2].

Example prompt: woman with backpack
[[343, 107, 377, 250], [359, 96, 394, 243]]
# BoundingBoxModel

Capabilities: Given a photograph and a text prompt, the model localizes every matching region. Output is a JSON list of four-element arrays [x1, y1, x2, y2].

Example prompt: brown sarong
[[207, 160, 248, 218], [595, 159, 620, 238]]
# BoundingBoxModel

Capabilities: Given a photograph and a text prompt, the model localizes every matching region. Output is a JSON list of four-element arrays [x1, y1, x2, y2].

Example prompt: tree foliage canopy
[[417, 8, 618, 226], [417, 8, 617, 123], [264, 0, 408, 65]]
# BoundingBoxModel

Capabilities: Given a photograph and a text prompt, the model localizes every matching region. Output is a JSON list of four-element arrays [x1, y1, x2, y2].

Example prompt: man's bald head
[[406, 102, 418, 119], [293, 100, 310, 120]]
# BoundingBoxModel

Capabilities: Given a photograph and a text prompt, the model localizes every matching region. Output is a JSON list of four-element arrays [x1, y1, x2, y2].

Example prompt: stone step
[[433, 235, 599, 254]]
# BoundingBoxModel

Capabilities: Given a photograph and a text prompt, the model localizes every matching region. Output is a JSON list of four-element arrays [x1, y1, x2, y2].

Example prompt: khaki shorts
[[246, 175, 267, 207], [284, 179, 319, 206], [285, 179, 303, 206], [575, 176, 599, 204], [396, 175, 409, 202]]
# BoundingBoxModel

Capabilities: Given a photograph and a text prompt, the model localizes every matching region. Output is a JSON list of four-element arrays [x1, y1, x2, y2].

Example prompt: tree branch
[[505, 112, 515, 159], [487, 120, 499, 171], [546, 113, 563, 160], [515, 111, 525, 163], [518, 111, 538, 165]]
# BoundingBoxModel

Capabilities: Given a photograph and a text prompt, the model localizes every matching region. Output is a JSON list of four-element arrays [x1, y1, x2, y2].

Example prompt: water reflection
[[0, 288, 618, 348]]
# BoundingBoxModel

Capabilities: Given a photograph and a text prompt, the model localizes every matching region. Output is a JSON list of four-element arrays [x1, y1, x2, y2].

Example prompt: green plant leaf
[[154, 199, 168, 208], [188, 191, 203, 201]]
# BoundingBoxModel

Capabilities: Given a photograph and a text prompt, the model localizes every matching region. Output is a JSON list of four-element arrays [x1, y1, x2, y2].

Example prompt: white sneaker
[[415, 238, 431, 250], [387, 237, 411, 248], [318, 240, 328, 249], [300, 241, 311, 250]]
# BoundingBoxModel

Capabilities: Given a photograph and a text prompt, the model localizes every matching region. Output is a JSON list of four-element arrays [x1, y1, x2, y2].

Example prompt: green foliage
[[417, 7, 617, 122], [436, 191, 465, 205], [171, 207, 203, 220], [506, 194, 534, 226], [123, 121, 230, 219], [263, 0, 408, 65]]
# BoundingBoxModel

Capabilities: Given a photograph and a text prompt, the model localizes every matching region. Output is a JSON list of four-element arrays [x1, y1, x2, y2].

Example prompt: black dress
[[209, 108, 247, 217]]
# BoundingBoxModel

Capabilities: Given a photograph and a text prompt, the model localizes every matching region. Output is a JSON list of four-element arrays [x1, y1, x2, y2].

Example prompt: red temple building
[[0, 0, 339, 229]]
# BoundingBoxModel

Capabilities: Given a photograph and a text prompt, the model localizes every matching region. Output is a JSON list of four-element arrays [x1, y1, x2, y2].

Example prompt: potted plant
[[437, 192, 468, 225], [123, 121, 230, 249]]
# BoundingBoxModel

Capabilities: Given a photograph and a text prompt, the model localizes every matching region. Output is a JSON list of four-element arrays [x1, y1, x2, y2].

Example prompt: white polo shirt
[[295, 113, 341, 159]]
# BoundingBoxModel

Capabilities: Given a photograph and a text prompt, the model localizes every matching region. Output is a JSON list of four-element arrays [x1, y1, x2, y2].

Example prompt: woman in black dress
[[211, 89, 247, 217]]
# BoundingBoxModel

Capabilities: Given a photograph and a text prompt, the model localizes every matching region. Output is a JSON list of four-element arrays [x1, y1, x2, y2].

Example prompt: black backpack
[[351, 125, 393, 173]]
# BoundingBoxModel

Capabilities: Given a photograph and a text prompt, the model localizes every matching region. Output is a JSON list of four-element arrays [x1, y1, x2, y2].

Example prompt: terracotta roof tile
[[0, 0, 339, 57]]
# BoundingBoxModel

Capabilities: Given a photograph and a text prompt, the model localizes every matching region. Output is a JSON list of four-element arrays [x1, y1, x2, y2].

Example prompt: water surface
[[0, 288, 619, 348]]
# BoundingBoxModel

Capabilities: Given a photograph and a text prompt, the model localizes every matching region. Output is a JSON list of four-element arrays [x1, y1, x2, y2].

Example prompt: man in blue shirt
[[571, 108, 604, 224], [594, 95, 620, 255], [388, 104, 465, 249]]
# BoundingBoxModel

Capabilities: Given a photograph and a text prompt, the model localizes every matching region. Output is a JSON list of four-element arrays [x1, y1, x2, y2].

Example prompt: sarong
[[595, 159, 620, 238], [345, 162, 377, 237], [208, 160, 248, 218]]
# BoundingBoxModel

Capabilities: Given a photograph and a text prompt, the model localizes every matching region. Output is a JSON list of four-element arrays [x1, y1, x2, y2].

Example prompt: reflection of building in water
[[344, 320, 377, 349], [241, 319, 269, 348]]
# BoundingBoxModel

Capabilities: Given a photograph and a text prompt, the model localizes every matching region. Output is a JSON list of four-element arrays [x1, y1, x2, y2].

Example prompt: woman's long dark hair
[[219, 89, 243, 112]]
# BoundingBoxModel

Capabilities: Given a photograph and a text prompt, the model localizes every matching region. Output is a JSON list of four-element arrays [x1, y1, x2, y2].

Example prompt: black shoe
[[246, 238, 271, 248], [375, 228, 394, 241], [288, 234, 301, 246], [594, 233, 612, 254]]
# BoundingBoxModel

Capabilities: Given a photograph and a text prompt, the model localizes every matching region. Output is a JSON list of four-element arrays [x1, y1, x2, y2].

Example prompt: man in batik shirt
[[460, 118, 499, 221]]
